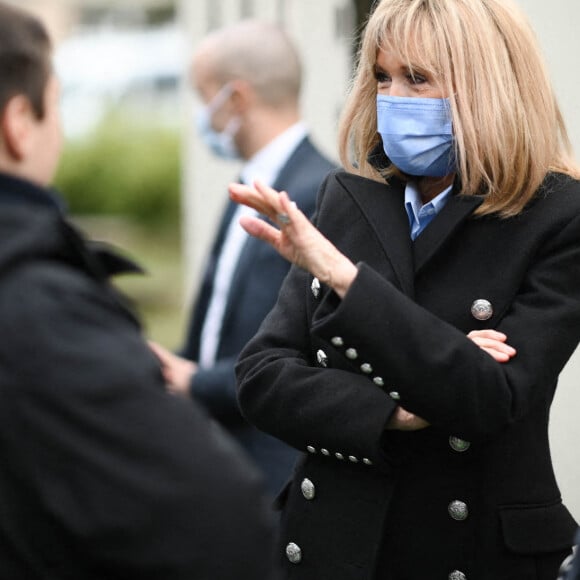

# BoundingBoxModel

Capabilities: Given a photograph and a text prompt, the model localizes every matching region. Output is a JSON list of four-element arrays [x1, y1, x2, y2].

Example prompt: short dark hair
[[0, 2, 52, 119]]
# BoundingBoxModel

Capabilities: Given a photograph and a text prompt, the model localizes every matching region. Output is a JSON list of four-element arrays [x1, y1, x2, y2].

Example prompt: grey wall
[[516, 0, 580, 521]]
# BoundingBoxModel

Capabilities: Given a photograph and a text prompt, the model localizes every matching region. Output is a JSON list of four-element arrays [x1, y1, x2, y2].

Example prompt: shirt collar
[[404, 180, 453, 225], [240, 122, 307, 186]]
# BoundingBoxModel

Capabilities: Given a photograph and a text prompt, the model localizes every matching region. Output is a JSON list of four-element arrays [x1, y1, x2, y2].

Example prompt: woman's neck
[[416, 173, 455, 204]]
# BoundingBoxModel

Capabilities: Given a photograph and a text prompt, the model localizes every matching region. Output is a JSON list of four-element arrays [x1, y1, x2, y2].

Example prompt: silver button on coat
[[306, 445, 316, 454], [331, 336, 344, 347], [301, 478, 315, 500], [373, 376, 385, 387], [470, 299, 493, 320], [316, 349, 328, 367], [448, 500, 469, 521], [449, 436, 471, 452], [345, 347, 358, 360], [449, 570, 467, 580], [389, 391, 401, 401], [286, 542, 302, 564], [311, 277, 320, 298]]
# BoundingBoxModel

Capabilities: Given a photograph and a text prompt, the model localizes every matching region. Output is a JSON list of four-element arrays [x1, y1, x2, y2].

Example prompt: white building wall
[[517, 0, 580, 523], [179, 0, 580, 521]]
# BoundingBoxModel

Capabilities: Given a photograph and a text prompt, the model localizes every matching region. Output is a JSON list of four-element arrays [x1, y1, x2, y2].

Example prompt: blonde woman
[[229, 0, 580, 578]]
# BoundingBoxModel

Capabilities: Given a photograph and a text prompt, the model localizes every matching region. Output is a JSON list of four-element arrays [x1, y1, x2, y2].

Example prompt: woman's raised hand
[[229, 180, 358, 298]]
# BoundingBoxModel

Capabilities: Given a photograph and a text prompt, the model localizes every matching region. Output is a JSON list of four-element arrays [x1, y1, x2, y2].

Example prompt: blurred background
[[12, 0, 377, 350], [11, 0, 580, 521]]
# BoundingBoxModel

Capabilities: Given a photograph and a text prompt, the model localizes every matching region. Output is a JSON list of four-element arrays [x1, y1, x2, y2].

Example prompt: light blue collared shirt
[[404, 181, 453, 240]]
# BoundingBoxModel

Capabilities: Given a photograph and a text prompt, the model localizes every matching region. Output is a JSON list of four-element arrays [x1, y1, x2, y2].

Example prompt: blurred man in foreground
[[0, 4, 276, 578]]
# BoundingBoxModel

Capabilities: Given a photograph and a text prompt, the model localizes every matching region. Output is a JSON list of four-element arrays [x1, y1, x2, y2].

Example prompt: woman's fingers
[[386, 406, 430, 431], [229, 181, 298, 227], [238, 214, 281, 245], [467, 329, 516, 362]]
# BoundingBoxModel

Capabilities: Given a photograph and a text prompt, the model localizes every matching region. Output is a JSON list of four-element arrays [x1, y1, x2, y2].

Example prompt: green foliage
[[54, 113, 181, 226]]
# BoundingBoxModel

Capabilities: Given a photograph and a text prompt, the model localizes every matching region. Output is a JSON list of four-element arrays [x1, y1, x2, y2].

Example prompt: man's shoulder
[[291, 136, 337, 172], [275, 137, 337, 211]]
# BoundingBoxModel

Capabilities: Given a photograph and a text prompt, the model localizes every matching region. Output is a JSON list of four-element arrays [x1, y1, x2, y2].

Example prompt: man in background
[[0, 4, 275, 578], [151, 19, 336, 496]]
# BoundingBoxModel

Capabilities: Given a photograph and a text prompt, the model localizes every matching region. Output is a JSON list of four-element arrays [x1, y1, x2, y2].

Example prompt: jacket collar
[[0, 172, 143, 278], [335, 171, 415, 297], [339, 148, 483, 291], [0, 172, 65, 212]]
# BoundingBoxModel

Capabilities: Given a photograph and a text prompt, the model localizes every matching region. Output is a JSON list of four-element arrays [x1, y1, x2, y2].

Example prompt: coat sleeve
[[236, 178, 401, 472], [0, 263, 276, 580]]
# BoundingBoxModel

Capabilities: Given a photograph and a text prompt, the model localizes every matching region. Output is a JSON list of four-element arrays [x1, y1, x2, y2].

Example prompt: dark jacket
[[236, 168, 580, 579], [182, 136, 336, 496], [0, 173, 276, 580]]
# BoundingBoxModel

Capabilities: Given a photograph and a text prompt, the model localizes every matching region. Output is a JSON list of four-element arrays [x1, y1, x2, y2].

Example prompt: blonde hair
[[339, 0, 580, 217]]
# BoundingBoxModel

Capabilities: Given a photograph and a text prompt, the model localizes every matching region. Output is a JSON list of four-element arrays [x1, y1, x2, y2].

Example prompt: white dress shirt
[[198, 122, 308, 368]]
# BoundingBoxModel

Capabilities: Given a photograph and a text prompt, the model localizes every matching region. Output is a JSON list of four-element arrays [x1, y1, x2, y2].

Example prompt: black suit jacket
[[0, 173, 276, 579], [236, 169, 580, 579], [182, 136, 336, 495]]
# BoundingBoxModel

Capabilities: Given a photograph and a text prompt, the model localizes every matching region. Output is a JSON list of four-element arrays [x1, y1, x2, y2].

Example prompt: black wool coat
[[236, 169, 580, 580], [0, 173, 277, 580]]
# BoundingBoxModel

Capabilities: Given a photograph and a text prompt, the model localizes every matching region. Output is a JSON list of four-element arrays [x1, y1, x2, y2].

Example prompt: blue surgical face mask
[[376, 94, 455, 177], [196, 83, 242, 161]]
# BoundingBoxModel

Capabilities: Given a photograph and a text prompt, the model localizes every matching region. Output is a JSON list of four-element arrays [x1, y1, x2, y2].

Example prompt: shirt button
[[449, 571, 467, 580]]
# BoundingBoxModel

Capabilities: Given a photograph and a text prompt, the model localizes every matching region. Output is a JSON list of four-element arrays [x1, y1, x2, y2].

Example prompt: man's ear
[[1, 95, 36, 161], [229, 79, 254, 114]]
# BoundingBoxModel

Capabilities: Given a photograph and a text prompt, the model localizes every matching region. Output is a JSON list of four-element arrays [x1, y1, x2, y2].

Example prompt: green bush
[[54, 112, 181, 226]]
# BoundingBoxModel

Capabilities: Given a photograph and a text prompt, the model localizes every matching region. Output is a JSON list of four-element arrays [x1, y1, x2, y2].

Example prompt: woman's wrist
[[325, 257, 358, 299]]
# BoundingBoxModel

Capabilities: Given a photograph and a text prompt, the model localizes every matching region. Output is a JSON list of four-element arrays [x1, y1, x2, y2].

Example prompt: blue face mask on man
[[376, 94, 455, 177], [196, 83, 242, 161]]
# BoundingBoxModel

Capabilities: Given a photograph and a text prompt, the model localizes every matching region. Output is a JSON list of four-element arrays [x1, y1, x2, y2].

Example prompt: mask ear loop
[[222, 115, 242, 138], [207, 82, 235, 115]]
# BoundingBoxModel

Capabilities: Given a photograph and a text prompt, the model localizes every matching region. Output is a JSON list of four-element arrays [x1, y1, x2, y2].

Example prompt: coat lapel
[[335, 172, 415, 297], [413, 193, 483, 275]]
